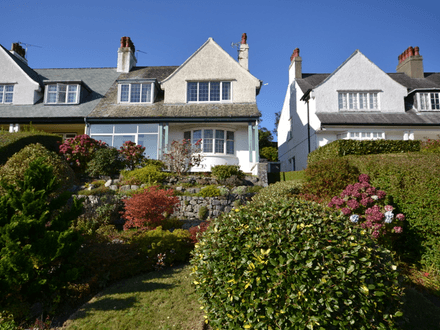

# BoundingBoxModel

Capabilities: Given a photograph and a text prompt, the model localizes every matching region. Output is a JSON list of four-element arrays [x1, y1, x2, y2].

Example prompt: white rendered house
[[87, 35, 263, 174], [278, 47, 440, 171]]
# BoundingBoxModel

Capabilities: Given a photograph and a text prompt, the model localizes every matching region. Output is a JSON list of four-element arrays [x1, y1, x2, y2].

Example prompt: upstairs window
[[418, 92, 440, 110], [338, 92, 379, 110], [45, 84, 80, 104], [119, 83, 153, 103], [0, 85, 14, 104], [187, 81, 231, 102]]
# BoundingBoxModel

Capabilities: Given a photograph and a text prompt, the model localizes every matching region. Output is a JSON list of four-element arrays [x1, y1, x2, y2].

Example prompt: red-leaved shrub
[[121, 186, 179, 230], [189, 221, 211, 244]]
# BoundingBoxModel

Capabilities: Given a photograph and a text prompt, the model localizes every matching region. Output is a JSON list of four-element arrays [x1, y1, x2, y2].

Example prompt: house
[[0, 43, 120, 138], [278, 47, 440, 171], [86, 35, 263, 174], [1, 35, 264, 175]]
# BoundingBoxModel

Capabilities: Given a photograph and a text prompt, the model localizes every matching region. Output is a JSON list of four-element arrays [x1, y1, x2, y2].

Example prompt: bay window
[[184, 129, 235, 155]]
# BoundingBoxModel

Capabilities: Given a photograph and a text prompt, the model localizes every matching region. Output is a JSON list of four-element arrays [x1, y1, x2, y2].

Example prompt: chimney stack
[[117, 36, 137, 73], [10, 43, 28, 64], [289, 48, 302, 82], [238, 33, 249, 71], [396, 46, 424, 78]]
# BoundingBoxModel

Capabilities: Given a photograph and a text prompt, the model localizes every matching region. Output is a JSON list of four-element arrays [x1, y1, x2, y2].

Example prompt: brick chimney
[[396, 46, 424, 78], [289, 48, 302, 82], [10, 43, 28, 64], [238, 33, 249, 71], [117, 36, 137, 73]]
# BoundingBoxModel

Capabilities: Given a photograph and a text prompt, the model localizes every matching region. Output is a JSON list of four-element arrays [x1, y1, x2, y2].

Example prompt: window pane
[[204, 129, 213, 152], [199, 82, 209, 101], [222, 82, 231, 100], [47, 92, 57, 103], [227, 131, 234, 140], [359, 93, 367, 109], [227, 141, 234, 154], [5, 85, 14, 92], [188, 82, 198, 101], [138, 124, 158, 133], [114, 135, 135, 149], [141, 84, 151, 102], [130, 84, 141, 102], [193, 130, 202, 143], [349, 93, 357, 109], [138, 134, 158, 159], [90, 135, 113, 146], [204, 129, 213, 139], [215, 130, 224, 153], [0, 86, 3, 92], [120, 84, 129, 102], [184, 131, 191, 140], [115, 124, 137, 133], [210, 82, 220, 101], [369, 93, 378, 109], [67, 85, 77, 103], [431, 93, 440, 110], [90, 124, 113, 134], [4, 85, 13, 103]]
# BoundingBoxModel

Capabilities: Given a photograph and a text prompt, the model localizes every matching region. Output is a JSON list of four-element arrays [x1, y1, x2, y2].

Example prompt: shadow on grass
[[400, 286, 440, 330]]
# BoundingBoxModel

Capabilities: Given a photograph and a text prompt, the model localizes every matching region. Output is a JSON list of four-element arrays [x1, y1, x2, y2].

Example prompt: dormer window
[[119, 83, 153, 103], [0, 85, 14, 104], [338, 91, 379, 111], [418, 92, 440, 110], [45, 84, 80, 104], [187, 81, 231, 102]]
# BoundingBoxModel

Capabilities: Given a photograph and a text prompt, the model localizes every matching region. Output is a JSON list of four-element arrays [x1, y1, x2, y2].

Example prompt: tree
[[259, 127, 278, 161], [162, 139, 203, 175], [273, 111, 281, 137]]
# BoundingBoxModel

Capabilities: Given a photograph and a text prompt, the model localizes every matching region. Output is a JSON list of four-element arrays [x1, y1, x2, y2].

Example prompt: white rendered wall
[[161, 38, 260, 104], [0, 49, 41, 105]]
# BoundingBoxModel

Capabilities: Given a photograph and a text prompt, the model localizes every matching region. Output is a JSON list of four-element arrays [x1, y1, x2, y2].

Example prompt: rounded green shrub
[[197, 185, 221, 197], [191, 197, 404, 330], [86, 147, 124, 177], [211, 164, 245, 181], [0, 143, 75, 194], [121, 164, 169, 185]]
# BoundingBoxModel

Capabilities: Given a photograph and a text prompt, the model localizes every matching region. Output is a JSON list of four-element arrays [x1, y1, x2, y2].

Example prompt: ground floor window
[[337, 131, 384, 140], [90, 123, 159, 159], [184, 129, 234, 155]]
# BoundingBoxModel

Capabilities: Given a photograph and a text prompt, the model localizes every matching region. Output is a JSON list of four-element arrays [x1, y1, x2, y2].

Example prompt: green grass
[[64, 264, 206, 330]]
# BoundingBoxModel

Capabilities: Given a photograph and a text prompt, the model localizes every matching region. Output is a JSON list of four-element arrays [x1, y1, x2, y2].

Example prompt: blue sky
[[2, 0, 439, 141]]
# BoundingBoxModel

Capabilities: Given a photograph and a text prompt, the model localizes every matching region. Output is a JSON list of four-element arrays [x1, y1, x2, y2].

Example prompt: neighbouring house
[[86, 34, 263, 174], [0, 35, 264, 175], [0, 43, 120, 138], [278, 46, 440, 171]]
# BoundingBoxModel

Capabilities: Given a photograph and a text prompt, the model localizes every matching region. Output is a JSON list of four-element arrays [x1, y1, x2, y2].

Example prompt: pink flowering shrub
[[421, 136, 440, 153], [59, 134, 108, 172], [163, 139, 203, 175], [328, 174, 405, 245], [119, 141, 146, 170]]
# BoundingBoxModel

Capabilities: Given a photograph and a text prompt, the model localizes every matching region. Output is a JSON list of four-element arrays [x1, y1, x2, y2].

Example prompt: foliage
[[197, 185, 221, 198], [302, 157, 359, 202], [118, 141, 146, 170], [211, 164, 245, 181], [189, 221, 210, 244], [327, 174, 405, 249], [348, 153, 440, 269], [251, 180, 302, 206], [420, 136, 440, 153], [77, 185, 113, 196], [86, 147, 124, 177], [58, 134, 108, 172], [191, 197, 404, 329], [260, 146, 278, 161], [163, 139, 203, 175], [121, 186, 179, 230], [246, 185, 263, 194], [258, 127, 275, 150], [198, 206, 208, 220], [121, 165, 169, 185], [0, 158, 83, 318], [275, 170, 306, 182], [0, 143, 75, 195], [307, 139, 421, 164], [0, 130, 62, 166], [141, 158, 166, 170]]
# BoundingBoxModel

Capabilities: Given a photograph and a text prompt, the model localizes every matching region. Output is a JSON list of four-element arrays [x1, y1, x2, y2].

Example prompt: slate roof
[[0, 44, 42, 86], [317, 111, 440, 126], [0, 67, 120, 122], [88, 66, 261, 120]]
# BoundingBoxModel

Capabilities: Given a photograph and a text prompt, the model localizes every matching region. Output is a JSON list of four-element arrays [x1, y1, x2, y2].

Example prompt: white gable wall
[[0, 50, 41, 105], [161, 39, 260, 104], [314, 51, 407, 113]]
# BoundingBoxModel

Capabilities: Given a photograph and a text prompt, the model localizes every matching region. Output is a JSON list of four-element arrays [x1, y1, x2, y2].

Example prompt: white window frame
[[45, 83, 80, 104], [417, 92, 440, 111], [0, 85, 14, 104], [337, 131, 385, 140], [338, 91, 379, 111], [187, 81, 232, 103], [184, 129, 235, 155], [118, 83, 154, 104]]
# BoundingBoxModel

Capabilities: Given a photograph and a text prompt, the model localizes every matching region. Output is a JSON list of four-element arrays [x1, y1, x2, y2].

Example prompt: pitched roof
[[0, 44, 42, 86], [317, 111, 440, 126], [89, 65, 261, 120], [0, 67, 120, 122]]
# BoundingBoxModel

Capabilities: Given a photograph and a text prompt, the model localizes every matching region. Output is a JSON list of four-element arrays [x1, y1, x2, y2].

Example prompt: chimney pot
[[241, 33, 247, 45], [396, 46, 424, 78], [414, 46, 420, 56], [409, 46, 414, 57], [117, 36, 137, 73]]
